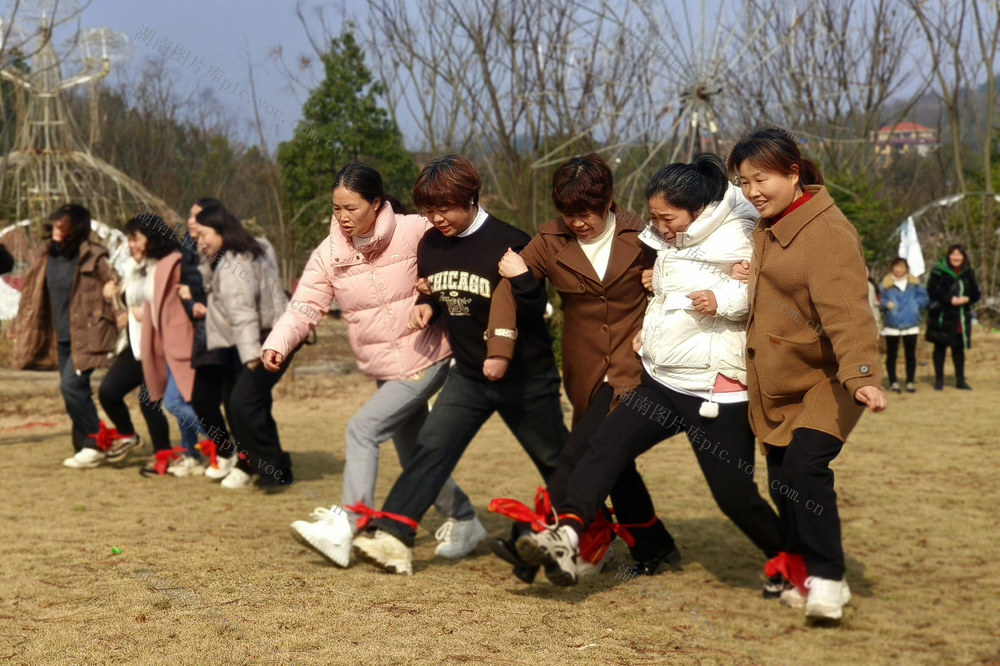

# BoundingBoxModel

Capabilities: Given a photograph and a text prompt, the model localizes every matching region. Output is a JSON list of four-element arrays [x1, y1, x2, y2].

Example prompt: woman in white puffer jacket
[[638, 170, 756, 393]]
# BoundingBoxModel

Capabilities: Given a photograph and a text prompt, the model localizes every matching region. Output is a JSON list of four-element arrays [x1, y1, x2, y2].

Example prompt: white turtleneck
[[577, 212, 616, 280]]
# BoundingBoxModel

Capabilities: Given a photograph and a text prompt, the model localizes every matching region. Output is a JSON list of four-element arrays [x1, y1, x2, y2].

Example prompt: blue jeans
[[57, 341, 101, 451], [162, 367, 204, 456]]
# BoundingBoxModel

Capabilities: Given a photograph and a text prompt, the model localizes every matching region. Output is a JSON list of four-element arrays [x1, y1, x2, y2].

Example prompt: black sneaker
[[627, 546, 682, 577], [763, 574, 792, 599], [489, 537, 538, 584], [257, 452, 294, 494], [934, 379, 944, 391], [956, 381, 972, 390]]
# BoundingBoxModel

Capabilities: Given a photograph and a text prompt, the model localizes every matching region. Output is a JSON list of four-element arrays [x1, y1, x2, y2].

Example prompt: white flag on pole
[[898, 216, 925, 277]]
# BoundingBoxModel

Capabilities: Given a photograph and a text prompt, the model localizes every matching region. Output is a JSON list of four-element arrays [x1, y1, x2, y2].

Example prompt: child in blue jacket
[[880, 257, 929, 392]]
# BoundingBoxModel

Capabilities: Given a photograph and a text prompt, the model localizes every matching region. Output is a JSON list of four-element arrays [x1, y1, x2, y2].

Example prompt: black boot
[[627, 519, 682, 576]]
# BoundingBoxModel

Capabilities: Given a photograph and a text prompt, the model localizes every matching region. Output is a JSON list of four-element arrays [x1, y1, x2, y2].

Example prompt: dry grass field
[[2, 318, 999, 665]]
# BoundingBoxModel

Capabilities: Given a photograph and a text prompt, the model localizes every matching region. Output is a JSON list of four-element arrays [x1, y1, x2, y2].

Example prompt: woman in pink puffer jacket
[[262, 164, 483, 568]]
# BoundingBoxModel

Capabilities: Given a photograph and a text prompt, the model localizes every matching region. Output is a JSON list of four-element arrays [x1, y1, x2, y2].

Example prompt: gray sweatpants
[[342, 359, 475, 531]]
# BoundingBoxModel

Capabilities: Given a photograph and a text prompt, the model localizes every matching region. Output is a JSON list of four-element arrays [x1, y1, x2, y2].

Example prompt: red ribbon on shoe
[[765, 552, 808, 595], [152, 447, 185, 475], [195, 439, 218, 468], [344, 503, 419, 531], [87, 421, 125, 451], [488, 487, 556, 532]]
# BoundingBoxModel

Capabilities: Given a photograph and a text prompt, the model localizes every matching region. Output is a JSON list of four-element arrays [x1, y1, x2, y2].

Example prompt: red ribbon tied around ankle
[[765, 552, 809, 595], [152, 447, 185, 475], [87, 421, 124, 451], [344, 503, 419, 531], [488, 487, 557, 532], [195, 439, 218, 468]]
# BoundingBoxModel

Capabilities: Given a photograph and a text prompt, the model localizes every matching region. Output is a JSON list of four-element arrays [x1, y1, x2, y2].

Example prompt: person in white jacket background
[[516, 154, 784, 592]]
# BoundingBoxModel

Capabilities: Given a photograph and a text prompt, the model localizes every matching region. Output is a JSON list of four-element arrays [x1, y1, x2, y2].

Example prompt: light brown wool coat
[[491, 213, 654, 425], [746, 185, 881, 447], [11, 240, 118, 372]]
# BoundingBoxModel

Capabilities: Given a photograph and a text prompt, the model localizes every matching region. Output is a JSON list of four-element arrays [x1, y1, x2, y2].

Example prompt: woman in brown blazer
[[490, 154, 676, 581], [728, 128, 887, 622]]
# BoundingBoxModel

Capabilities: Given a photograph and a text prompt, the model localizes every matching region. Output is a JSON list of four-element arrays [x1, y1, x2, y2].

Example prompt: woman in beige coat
[[728, 128, 886, 622]]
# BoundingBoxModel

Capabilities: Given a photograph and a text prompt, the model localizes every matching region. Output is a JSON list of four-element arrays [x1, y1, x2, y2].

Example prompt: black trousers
[[933, 342, 966, 384], [885, 334, 917, 384], [766, 428, 845, 580], [562, 372, 783, 559], [371, 365, 567, 547], [190, 358, 236, 459], [97, 345, 170, 450], [547, 383, 675, 560], [221, 347, 293, 475]]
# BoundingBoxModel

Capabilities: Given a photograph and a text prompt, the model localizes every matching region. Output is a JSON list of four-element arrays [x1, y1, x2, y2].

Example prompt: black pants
[[933, 342, 966, 385], [57, 341, 101, 452], [885, 334, 917, 384], [371, 365, 567, 547], [547, 384, 674, 560], [561, 372, 782, 559], [766, 428, 845, 580], [190, 359, 236, 459], [97, 346, 170, 451], [222, 347, 293, 476]]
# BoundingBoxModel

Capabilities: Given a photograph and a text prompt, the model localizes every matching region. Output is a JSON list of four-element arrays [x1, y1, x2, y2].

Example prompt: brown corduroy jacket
[[490, 213, 654, 426], [12, 239, 118, 372], [746, 185, 881, 447]]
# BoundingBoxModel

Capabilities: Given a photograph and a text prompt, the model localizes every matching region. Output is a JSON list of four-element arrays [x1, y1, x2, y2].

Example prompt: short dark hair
[[645, 153, 728, 216], [551, 154, 614, 217], [196, 205, 261, 258], [412, 155, 481, 211], [726, 127, 824, 186], [890, 256, 909, 270], [124, 213, 177, 259], [47, 203, 92, 258]]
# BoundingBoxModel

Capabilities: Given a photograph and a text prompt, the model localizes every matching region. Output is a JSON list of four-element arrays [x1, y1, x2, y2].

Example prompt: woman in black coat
[[925, 244, 981, 390]]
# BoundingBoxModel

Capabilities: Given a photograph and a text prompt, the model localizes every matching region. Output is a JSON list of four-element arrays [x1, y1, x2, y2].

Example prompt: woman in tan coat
[[727, 128, 887, 622]]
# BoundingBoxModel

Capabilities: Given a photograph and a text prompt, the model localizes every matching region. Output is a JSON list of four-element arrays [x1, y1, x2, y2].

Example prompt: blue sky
[[16, 0, 353, 151]]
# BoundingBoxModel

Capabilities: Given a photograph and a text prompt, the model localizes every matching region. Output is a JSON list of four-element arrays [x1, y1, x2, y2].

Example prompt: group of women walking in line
[[15, 125, 984, 625], [13, 199, 295, 490], [277, 126, 891, 624]]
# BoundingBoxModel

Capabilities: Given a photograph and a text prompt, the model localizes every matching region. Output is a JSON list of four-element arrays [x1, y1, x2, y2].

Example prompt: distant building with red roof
[[871, 122, 938, 163]]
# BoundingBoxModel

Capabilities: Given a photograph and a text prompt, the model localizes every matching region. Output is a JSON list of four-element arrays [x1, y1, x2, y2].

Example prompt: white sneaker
[[577, 545, 615, 578], [516, 526, 579, 586], [63, 447, 106, 469], [167, 454, 205, 477], [352, 530, 413, 575], [780, 586, 805, 609], [804, 576, 852, 621], [204, 454, 236, 480], [434, 516, 488, 559], [220, 467, 253, 489], [291, 506, 353, 567]]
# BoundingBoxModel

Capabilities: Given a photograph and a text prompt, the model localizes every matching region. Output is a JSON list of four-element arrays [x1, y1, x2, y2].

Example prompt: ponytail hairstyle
[[726, 127, 824, 187], [195, 205, 262, 259], [332, 163, 386, 210], [46, 203, 92, 258], [551, 153, 616, 216], [644, 153, 728, 215]]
